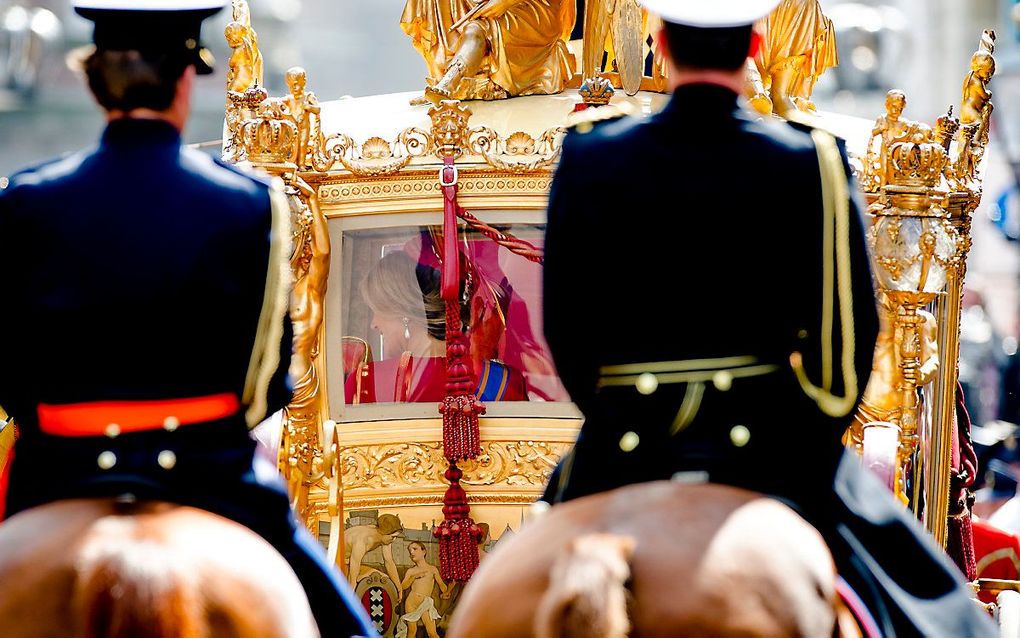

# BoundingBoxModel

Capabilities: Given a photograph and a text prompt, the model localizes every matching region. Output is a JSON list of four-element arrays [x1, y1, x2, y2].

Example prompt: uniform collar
[[659, 83, 742, 120], [101, 118, 182, 148]]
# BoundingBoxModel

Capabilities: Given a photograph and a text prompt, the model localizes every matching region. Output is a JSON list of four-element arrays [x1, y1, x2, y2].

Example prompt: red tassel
[[434, 464, 482, 581], [440, 299, 484, 462]]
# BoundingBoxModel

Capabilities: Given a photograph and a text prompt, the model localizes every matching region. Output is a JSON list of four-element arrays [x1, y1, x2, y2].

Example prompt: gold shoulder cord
[[790, 130, 858, 417], [243, 185, 294, 427]]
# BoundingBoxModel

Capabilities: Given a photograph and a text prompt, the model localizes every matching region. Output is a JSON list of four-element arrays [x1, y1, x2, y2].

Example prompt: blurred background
[[3, 0, 1020, 483]]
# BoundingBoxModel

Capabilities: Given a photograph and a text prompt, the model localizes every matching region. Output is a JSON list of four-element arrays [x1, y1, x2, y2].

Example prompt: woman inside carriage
[[345, 249, 529, 405]]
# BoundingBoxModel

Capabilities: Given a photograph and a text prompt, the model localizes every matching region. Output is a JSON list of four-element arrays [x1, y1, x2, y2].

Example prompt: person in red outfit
[[345, 251, 527, 404]]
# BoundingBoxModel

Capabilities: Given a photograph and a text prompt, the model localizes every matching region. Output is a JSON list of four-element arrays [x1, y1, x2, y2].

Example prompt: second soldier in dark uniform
[[541, 1, 995, 635], [0, 2, 374, 636]]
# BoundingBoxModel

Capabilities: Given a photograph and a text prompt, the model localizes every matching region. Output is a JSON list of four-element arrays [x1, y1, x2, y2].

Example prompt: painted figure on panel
[[346, 513, 406, 601], [396, 541, 452, 638]]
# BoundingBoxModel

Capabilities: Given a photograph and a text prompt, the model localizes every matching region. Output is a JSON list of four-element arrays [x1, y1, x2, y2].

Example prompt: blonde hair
[[361, 252, 445, 340]]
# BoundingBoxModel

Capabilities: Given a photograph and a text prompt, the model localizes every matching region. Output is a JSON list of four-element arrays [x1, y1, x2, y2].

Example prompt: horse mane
[[534, 533, 636, 638]]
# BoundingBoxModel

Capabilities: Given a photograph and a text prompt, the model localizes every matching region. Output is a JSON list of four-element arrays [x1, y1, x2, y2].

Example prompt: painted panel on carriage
[[343, 508, 512, 638], [339, 223, 568, 406]]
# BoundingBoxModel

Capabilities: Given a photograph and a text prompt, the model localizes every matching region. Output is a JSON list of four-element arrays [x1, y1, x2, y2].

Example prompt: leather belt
[[37, 393, 241, 437]]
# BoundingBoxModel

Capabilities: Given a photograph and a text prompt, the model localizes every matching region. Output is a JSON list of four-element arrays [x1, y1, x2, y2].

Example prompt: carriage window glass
[[340, 224, 567, 405]]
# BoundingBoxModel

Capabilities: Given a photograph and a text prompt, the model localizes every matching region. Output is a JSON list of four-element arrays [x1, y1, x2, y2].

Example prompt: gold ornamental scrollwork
[[340, 440, 569, 491], [467, 127, 567, 173], [311, 127, 432, 177]]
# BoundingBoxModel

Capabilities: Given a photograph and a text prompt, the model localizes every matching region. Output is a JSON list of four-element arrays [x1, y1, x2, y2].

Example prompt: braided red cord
[[455, 205, 544, 265]]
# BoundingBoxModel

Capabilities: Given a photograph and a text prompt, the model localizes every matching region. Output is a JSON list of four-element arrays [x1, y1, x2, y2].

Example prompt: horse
[[0, 498, 319, 638], [449, 481, 864, 638]]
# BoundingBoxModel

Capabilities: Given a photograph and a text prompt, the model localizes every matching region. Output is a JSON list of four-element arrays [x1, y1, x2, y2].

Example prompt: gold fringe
[[243, 185, 293, 428], [790, 130, 857, 417]]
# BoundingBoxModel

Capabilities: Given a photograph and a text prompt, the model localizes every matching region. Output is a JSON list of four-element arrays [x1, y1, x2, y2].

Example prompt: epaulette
[[565, 101, 640, 134], [783, 108, 848, 142]]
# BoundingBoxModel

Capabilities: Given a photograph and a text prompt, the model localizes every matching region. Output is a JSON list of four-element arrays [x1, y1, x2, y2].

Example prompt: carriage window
[[340, 224, 567, 405]]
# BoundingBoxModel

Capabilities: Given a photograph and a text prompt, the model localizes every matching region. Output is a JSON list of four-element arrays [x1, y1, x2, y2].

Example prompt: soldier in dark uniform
[[0, 2, 374, 636], [541, 1, 995, 635]]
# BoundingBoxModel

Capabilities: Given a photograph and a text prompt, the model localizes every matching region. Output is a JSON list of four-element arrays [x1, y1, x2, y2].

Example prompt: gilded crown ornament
[[886, 140, 948, 191], [241, 98, 299, 167], [579, 75, 615, 107]]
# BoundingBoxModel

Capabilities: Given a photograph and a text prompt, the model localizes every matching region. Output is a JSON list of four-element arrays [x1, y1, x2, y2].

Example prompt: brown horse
[[0, 498, 319, 638], [449, 481, 863, 638]]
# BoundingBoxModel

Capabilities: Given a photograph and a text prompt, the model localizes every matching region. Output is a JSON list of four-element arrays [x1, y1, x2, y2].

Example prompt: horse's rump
[[0, 498, 318, 638], [451, 481, 856, 638]]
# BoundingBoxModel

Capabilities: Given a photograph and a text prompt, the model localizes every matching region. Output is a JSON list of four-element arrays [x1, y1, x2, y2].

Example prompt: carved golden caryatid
[[400, 0, 576, 104], [280, 174, 333, 534], [753, 0, 838, 116]]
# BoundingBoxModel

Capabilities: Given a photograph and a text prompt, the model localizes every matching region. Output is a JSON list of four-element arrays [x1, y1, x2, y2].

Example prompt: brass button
[[712, 371, 733, 392], [157, 450, 177, 470], [163, 416, 180, 432], [97, 451, 117, 470], [730, 425, 751, 448], [185, 38, 197, 50], [619, 431, 640, 452], [798, 329, 809, 340], [635, 372, 658, 395], [104, 423, 120, 438]]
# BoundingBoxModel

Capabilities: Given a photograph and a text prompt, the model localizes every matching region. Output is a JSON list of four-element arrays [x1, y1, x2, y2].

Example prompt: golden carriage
[[212, 0, 1010, 634]]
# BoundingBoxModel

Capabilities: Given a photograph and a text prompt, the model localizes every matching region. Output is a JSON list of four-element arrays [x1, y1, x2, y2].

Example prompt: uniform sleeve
[[543, 132, 600, 405]]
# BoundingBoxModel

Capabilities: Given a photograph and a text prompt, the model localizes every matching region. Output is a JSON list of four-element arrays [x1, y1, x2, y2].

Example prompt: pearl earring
[[403, 317, 411, 341]]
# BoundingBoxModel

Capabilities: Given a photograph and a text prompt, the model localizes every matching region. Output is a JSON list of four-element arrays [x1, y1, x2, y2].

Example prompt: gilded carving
[[429, 100, 472, 159], [468, 126, 565, 173], [340, 440, 569, 491], [224, 0, 264, 161], [312, 127, 432, 176]]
